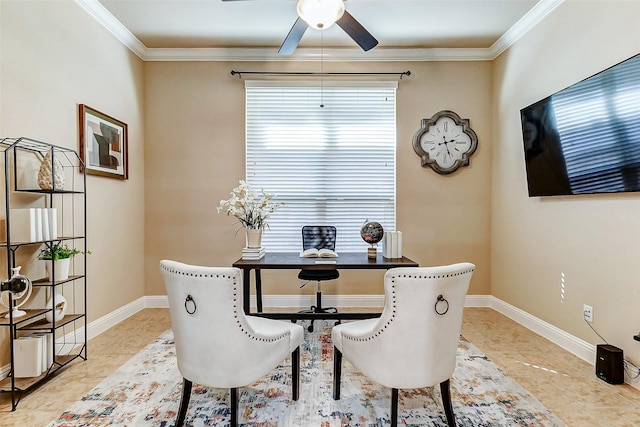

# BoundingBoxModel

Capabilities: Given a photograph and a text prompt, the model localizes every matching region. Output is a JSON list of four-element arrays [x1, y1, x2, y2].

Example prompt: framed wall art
[[79, 104, 128, 179]]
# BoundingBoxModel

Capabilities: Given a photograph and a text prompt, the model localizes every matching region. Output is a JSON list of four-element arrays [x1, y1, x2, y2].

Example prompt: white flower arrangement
[[217, 180, 284, 230]]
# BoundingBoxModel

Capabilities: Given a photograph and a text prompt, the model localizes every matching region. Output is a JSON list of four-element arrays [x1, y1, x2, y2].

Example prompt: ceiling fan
[[222, 0, 378, 55]]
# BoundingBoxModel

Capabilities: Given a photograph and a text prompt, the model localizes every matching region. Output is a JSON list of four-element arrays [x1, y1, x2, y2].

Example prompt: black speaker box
[[596, 344, 624, 384]]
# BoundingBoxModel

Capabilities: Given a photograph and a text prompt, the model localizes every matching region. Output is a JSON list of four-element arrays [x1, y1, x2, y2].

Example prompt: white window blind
[[245, 81, 397, 252]]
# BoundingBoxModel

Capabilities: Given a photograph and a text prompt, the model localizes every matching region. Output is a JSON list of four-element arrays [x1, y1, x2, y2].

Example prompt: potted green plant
[[38, 243, 88, 281]]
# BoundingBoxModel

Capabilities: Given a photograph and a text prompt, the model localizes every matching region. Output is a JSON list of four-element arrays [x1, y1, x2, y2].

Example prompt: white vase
[[246, 228, 263, 248], [45, 258, 71, 282], [45, 292, 67, 323]]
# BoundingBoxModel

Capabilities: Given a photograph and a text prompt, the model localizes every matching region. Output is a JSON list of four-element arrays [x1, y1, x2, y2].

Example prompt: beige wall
[[144, 60, 492, 297], [0, 0, 146, 369], [492, 0, 640, 374]]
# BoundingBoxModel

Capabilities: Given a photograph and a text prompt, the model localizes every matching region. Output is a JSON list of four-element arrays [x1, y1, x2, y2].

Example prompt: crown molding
[[489, 0, 564, 60], [76, 0, 564, 63], [75, 0, 147, 59], [140, 47, 494, 62]]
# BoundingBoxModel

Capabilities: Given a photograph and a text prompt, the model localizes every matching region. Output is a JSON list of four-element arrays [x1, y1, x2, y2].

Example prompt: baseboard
[[73, 294, 640, 390], [486, 298, 640, 391], [488, 296, 595, 365], [86, 297, 147, 341], [117, 293, 595, 364], [0, 359, 9, 380], [81, 294, 597, 371], [143, 295, 170, 309], [136, 294, 494, 310], [465, 294, 494, 307], [0, 294, 599, 386]]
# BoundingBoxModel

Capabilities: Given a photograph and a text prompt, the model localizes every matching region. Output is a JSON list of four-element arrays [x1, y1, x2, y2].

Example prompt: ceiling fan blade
[[336, 10, 378, 52], [278, 17, 309, 55]]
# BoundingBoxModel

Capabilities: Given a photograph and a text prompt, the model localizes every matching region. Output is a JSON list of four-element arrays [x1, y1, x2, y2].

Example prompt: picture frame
[[79, 104, 128, 179]]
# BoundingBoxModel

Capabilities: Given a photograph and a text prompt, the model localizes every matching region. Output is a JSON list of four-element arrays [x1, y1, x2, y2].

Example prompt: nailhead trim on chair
[[231, 283, 291, 343], [392, 268, 475, 280], [162, 264, 290, 343], [343, 268, 474, 343], [345, 278, 397, 343]]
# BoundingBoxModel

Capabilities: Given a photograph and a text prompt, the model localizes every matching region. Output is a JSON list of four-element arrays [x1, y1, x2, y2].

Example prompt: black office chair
[[298, 225, 340, 332]]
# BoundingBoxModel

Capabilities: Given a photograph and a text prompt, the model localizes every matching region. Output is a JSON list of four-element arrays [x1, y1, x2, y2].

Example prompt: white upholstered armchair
[[160, 260, 305, 427], [332, 263, 475, 427]]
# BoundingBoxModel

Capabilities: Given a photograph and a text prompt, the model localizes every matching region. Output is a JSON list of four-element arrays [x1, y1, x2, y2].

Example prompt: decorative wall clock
[[412, 110, 478, 175]]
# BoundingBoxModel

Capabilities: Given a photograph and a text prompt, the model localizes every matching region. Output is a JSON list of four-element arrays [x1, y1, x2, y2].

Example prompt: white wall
[[491, 0, 640, 386]]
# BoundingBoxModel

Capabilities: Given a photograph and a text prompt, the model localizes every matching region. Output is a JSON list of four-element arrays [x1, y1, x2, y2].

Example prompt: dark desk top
[[233, 252, 418, 270]]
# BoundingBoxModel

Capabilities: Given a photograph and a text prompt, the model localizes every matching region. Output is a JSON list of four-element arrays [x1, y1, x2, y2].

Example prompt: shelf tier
[[0, 349, 86, 393], [32, 274, 85, 287], [0, 137, 81, 156], [0, 235, 85, 248], [19, 313, 84, 330], [0, 309, 48, 327], [0, 311, 83, 328], [15, 189, 84, 195]]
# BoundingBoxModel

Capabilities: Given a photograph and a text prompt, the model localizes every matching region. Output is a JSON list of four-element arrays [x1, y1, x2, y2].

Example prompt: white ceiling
[[86, 0, 563, 61]]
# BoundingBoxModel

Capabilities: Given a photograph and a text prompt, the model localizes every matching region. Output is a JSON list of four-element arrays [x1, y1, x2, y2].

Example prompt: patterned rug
[[47, 321, 566, 426]]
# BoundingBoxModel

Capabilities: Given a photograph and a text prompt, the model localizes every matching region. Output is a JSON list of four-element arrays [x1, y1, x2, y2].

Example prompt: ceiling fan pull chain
[[320, 31, 325, 108]]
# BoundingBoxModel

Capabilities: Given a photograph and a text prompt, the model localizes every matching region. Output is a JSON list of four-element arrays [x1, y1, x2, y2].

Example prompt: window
[[245, 81, 397, 252]]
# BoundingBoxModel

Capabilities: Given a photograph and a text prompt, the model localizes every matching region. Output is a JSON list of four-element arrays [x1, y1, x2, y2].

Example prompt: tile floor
[[1, 307, 639, 426], [462, 308, 640, 426]]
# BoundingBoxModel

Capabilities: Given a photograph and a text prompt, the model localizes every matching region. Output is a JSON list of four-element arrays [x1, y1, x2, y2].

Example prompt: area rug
[[47, 321, 566, 426]]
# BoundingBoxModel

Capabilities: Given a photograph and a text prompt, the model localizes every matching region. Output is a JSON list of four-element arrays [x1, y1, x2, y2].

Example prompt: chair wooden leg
[[391, 388, 399, 427], [255, 270, 263, 313], [440, 379, 456, 427], [333, 347, 342, 400], [292, 347, 300, 401], [176, 378, 192, 427], [230, 387, 238, 427]]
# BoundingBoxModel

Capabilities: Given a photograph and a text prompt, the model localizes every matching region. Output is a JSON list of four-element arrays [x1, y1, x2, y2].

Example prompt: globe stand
[[361, 220, 384, 260], [5, 305, 27, 319], [367, 246, 377, 259], [0, 266, 32, 319]]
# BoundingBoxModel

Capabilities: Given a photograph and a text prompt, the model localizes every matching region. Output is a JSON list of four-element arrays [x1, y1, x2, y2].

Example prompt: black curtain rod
[[230, 70, 411, 79]]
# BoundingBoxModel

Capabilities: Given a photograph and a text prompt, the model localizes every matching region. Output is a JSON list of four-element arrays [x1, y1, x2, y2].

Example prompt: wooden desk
[[232, 252, 418, 320]]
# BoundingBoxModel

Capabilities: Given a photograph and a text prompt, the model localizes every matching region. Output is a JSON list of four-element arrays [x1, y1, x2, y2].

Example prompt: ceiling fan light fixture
[[297, 0, 345, 30]]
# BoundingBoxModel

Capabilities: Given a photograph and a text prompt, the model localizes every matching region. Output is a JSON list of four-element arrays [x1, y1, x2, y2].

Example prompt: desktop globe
[[360, 221, 384, 258], [360, 221, 384, 244]]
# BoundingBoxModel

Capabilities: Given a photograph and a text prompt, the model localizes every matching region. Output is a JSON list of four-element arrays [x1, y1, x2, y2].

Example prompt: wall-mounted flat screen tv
[[520, 52, 640, 197]]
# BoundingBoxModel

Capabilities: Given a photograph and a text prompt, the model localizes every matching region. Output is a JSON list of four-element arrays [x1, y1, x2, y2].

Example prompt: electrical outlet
[[583, 304, 593, 323]]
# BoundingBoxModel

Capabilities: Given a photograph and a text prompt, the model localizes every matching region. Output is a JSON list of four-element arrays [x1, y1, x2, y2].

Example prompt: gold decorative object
[[37, 150, 65, 190]]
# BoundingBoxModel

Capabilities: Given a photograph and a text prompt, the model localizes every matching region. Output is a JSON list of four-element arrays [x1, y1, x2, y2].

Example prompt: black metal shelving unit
[[0, 137, 87, 410]]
